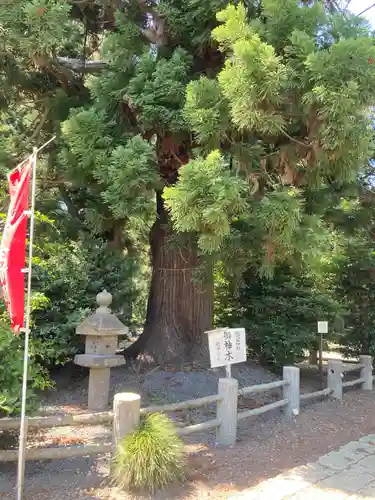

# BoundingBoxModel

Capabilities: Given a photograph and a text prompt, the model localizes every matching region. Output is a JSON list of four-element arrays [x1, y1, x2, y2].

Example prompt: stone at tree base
[[74, 290, 127, 410]]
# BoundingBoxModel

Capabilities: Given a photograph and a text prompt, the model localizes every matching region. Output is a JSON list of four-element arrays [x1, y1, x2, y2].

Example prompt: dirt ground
[[1, 359, 373, 499]]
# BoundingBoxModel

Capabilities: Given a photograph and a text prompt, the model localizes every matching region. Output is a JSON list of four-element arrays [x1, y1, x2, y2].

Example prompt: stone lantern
[[74, 290, 127, 410]]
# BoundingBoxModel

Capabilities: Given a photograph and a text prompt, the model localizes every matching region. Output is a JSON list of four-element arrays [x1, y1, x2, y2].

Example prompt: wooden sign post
[[206, 327, 247, 377], [317, 321, 328, 389]]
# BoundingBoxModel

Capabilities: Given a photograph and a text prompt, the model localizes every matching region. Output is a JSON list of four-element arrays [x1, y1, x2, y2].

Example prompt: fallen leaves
[[49, 435, 86, 446]]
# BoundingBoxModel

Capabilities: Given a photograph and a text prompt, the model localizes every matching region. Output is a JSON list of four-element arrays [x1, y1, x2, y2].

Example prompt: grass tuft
[[112, 412, 186, 492]]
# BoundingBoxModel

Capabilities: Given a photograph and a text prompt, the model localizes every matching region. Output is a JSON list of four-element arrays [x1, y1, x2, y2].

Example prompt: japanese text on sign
[[207, 328, 246, 368]]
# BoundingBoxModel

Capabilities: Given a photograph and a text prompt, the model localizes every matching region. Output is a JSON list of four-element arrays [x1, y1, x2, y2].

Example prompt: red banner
[[0, 159, 32, 333]]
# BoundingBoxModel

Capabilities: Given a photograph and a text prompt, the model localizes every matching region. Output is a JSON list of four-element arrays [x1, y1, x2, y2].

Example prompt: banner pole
[[14, 135, 56, 171], [16, 147, 38, 500]]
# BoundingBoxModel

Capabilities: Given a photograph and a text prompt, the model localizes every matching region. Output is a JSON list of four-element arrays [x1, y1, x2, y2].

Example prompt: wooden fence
[[327, 355, 373, 400], [0, 357, 372, 462]]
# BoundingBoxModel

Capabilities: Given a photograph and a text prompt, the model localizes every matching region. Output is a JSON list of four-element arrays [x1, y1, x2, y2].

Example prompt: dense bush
[[215, 263, 343, 370], [31, 236, 138, 367], [0, 318, 52, 417], [334, 233, 375, 358], [0, 228, 141, 414]]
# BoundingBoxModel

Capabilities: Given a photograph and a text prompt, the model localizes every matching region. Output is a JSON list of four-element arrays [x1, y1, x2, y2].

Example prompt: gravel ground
[[1, 360, 373, 499]]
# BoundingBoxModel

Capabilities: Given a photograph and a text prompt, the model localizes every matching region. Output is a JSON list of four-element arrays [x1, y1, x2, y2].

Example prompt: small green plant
[[113, 412, 186, 492]]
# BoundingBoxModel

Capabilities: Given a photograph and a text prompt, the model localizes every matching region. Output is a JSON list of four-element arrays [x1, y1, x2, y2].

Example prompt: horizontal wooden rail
[[321, 357, 359, 363], [342, 364, 364, 373], [177, 418, 222, 436], [237, 399, 288, 421], [239, 380, 287, 397], [300, 388, 333, 401], [0, 443, 111, 462], [0, 411, 113, 431], [140, 394, 222, 415], [342, 377, 366, 388]]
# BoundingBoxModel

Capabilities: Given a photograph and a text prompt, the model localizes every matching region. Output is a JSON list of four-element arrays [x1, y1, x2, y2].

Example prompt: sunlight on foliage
[[164, 150, 249, 253], [213, 3, 287, 134], [184, 78, 229, 147]]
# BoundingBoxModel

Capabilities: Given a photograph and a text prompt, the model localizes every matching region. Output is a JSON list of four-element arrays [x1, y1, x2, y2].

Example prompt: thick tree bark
[[125, 193, 213, 364]]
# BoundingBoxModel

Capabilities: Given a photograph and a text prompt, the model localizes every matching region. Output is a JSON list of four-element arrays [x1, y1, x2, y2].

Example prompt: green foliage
[[164, 150, 249, 253], [259, 0, 325, 50], [156, 0, 226, 47], [113, 413, 185, 492], [1, 0, 79, 57], [213, 4, 287, 134], [254, 188, 303, 274], [60, 108, 112, 178], [100, 136, 160, 219], [184, 78, 229, 147], [22, 1, 77, 54], [2, 0, 375, 376], [128, 48, 192, 133], [0, 229, 141, 414], [174, 1, 375, 280], [61, 112, 159, 222], [333, 226, 375, 357], [0, 318, 52, 417], [31, 236, 137, 366], [215, 263, 342, 369], [257, 188, 303, 237]]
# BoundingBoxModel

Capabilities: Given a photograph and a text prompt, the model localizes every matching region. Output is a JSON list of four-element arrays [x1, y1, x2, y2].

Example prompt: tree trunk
[[124, 194, 213, 364]]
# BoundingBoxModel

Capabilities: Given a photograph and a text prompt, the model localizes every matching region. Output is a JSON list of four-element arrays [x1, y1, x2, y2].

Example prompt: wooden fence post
[[359, 355, 373, 390], [282, 366, 300, 420], [309, 349, 318, 365], [216, 378, 238, 446], [112, 392, 141, 457], [327, 359, 343, 400]]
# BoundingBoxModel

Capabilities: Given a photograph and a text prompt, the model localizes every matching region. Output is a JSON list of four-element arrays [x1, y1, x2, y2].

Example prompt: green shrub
[[334, 234, 375, 358], [113, 412, 186, 492], [0, 318, 52, 417], [31, 236, 137, 366], [215, 263, 343, 370]]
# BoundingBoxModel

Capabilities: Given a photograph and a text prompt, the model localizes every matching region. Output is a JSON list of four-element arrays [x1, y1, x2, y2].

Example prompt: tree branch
[[358, 2, 375, 16], [281, 130, 310, 148], [26, 106, 50, 145], [56, 57, 108, 73]]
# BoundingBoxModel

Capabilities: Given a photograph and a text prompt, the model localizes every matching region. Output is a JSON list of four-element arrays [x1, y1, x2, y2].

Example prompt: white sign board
[[317, 321, 328, 334], [207, 328, 247, 368]]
